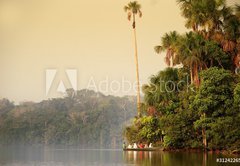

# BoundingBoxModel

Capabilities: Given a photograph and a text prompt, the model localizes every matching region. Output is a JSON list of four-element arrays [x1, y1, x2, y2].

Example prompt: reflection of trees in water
[[123, 151, 220, 166]]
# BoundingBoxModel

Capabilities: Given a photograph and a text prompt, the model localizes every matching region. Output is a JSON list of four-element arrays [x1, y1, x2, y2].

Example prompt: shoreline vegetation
[[0, 90, 136, 148], [0, 0, 240, 157], [124, 0, 240, 155]]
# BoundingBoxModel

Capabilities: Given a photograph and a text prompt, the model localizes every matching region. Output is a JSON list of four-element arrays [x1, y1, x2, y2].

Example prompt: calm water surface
[[0, 146, 237, 166]]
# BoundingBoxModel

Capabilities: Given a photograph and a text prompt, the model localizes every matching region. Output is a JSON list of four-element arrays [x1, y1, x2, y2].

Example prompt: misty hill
[[0, 89, 137, 148]]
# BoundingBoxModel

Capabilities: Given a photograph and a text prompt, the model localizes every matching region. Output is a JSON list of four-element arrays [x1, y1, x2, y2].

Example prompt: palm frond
[[154, 45, 164, 54], [128, 12, 132, 21], [124, 6, 129, 12], [138, 10, 142, 18], [124, 1, 142, 15]]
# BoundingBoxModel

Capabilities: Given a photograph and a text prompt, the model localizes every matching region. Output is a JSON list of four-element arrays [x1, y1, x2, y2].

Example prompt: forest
[[0, 89, 136, 148], [124, 0, 240, 152], [1, 0, 240, 153]]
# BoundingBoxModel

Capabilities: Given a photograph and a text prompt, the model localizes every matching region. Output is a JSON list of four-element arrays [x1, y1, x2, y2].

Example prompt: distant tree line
[[0, 89, 136, 148]]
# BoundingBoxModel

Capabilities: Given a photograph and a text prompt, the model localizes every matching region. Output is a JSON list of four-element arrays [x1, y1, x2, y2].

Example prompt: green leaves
[[124, 116, 162, 144], [190, 67, 240, 149], [177, 0, 227, 31], [234, 83, 240, 106], [0, 90, 137, 148], [128, 67, 240, 150], [142, 68, 186, 115], [126, 0, 240, 151], [124, 1, 142, 23]]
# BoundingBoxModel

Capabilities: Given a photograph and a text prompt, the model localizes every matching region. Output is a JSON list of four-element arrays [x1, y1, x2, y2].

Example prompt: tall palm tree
[[177, 0, 240, 72], [155, 31, 203, 86], [177, 32, 207, 149], [124, 1, 142, 116], [176, 32, 205, 86], [154, 31, 180, 67], [221, 7, 240, 69], [177, 0, 227, 34]]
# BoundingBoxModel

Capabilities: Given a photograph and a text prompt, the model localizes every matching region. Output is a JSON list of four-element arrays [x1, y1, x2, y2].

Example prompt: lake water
[[0, 146, 236, 166]]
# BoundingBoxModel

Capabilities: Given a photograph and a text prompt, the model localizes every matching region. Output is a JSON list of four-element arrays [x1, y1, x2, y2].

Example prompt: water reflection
[[123, 150, 230, 166], [0, 146, 235, 166]]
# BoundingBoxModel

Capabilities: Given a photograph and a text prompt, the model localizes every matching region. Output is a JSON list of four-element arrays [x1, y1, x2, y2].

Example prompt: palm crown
[[124, 1, 142, 28]]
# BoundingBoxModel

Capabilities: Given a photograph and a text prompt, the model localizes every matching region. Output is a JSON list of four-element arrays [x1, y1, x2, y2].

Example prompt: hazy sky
[[0, 0, 239, 103]]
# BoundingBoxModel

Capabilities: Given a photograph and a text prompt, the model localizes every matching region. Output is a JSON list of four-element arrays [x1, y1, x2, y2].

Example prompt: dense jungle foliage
[[124, 0, 240, 151]]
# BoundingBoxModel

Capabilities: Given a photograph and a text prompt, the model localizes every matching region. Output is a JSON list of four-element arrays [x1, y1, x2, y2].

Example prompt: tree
[[176, 32, 205, 86], [191, 67, 234, 150], [222, 11, 240, 69], [125, 0, 240, 151], [0, 90, 137, 148], [0, 99, 14, 115], [177, 0, 227, 33], [177, 0, 240, 71], [142, 68, 181, 115], [124, 1, 142, 116], [156, 31, 230, 86], [161, 107, 200, 148], [124, 116, 162, 144], [154, 31, 180, 66]]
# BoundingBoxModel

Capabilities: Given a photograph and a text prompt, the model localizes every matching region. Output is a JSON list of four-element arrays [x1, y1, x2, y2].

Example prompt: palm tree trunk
[[194, 64, 200, 87], [133, 15, 141, 116], [202, 128, 207, 150], [190, 66, 194, 84], [202, 112, 207, 150]]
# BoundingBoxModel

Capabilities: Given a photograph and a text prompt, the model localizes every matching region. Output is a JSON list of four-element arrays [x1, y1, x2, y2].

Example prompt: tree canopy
[[0, 90, 136, 148], [125, 0, 240, 152]]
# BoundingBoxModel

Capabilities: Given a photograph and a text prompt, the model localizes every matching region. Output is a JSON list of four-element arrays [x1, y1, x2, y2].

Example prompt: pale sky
[[0, 0, 239, 103]]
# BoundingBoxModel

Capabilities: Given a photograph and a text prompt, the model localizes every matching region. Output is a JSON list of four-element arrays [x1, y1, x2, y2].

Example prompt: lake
[[0, 146, 236, 166]]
